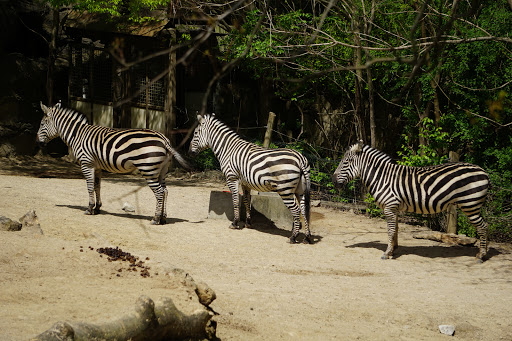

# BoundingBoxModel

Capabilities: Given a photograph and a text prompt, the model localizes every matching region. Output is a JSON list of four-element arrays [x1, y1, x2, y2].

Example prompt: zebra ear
[[197, 114, 204, 124], [40, 102, 50, 115]]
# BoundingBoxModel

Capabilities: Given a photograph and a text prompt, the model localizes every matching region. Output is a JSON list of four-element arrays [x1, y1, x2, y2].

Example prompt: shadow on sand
[[56, 204, 190, 224], [346, 240, 501, 260]]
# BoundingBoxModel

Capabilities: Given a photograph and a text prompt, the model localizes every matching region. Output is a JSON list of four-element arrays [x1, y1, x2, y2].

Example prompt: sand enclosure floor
[[1, 156, 511, 340]]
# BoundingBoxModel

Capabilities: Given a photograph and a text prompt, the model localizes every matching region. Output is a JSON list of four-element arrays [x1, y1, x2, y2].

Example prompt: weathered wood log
[[31, 295, 216, 341], [412, 231, 477, 246]]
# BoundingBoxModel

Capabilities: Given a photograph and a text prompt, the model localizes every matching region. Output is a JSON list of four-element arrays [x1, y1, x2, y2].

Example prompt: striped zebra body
[[36, 103, 188, 224], [332, 141, 489, 261], [189, 114, 312, 243]]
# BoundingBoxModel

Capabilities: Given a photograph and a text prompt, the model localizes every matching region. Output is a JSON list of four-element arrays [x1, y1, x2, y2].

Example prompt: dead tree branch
[[32, 295, 216, 341]]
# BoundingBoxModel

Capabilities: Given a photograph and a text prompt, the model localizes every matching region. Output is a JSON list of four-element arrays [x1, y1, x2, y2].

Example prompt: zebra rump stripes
[[333, 141, 490, 261], [36, 102, 189, 225], [189, 114, 312, 243]]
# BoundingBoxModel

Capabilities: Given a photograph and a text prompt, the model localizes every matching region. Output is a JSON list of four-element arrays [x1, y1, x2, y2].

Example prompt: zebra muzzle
[[332, 174, 342, 188]]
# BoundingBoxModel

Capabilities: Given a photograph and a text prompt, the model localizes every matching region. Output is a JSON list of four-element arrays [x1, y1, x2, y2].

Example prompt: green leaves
[[48, 0, 173, 23], [398, 117, 450, 167]]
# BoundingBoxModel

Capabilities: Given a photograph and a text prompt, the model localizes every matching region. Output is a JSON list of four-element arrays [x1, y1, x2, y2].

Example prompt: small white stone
[[439, 325, 455, 336], [122, 202, 135, 213]]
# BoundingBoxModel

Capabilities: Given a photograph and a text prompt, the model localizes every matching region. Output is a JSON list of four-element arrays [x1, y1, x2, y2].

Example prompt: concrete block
[[207, 191, 244, 221], [251, 192, 292, 228], [208, 190, 293, 229]]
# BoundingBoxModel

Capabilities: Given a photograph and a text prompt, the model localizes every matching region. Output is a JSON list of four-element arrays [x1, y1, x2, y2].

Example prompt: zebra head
[[189, 113, 214, 156], [332, 140, 364, 188], [36, 102, 60, 144]]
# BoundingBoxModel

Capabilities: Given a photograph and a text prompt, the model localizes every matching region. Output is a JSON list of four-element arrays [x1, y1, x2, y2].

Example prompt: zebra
[[332, 141, 490, 261], [189, 113, 312, 243], [36, 102, 189, 225]]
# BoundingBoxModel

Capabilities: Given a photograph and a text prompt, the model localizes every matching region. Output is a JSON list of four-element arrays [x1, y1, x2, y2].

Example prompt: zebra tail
[[167, 146, 192, 170]]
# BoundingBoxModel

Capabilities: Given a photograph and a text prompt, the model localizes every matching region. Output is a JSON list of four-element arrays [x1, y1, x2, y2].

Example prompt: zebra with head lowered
[[36, 102, 189, 225], [189, 114, 312, 244], [332, 141, 490, 262]]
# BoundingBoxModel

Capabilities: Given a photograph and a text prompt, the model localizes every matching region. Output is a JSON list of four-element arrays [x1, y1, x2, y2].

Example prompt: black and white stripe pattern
[[36, 102, 188, 224], [333, 141, 489, 261], [189, 114, 312, 243]]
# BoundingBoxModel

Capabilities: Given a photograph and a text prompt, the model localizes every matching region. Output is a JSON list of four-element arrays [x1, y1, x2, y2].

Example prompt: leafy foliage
[[397, 117, 450, 167]]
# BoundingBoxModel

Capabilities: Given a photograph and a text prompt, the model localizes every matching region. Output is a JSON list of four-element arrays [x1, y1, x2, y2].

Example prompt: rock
[[122, 202, 135, 213], [19, 210, 43, 235], [439, 324, 455, 336], [195, 281, 217, 306], [311, 200, 321, 207], [0, 216, 22, 231]]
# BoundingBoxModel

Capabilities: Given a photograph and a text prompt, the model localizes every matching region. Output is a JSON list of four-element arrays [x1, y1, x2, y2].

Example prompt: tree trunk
[[32, 296, 216, 341], [112, 47, 131, 129], [363, 0, 376, 147], [46, 7, 59, 106], [165, 29, 177, 146], [367, 66, 376, 147], [352, 10, 366, 143]]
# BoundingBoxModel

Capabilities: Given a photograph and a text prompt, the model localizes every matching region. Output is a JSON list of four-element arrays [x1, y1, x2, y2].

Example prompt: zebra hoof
[[229, 224, 240, 229], [476, 252, 486, 263], [288, 236, 298, 244], [381, 254, 391, 260], [303, 235, 312, 244], [150, 215, 167, 225]]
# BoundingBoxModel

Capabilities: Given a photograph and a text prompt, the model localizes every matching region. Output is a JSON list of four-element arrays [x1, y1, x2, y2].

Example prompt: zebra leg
[[392, 215, 398, 251], [227, 180, 241, 229], [81, 164, 97, 215], [242, 186, 251, 228], [158, 164, 170, 224], [382, 206, 399, 259], [280, 194, 302, 244], [160, 182, 168, 224], [146, 178, 167, 225], [461, 210, 489, 262], [93, 169, 102, 214], [298, 193, 311, 244]]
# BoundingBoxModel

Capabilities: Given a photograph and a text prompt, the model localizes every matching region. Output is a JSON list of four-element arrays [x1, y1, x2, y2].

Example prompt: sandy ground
[[1, 156, 512, 340]]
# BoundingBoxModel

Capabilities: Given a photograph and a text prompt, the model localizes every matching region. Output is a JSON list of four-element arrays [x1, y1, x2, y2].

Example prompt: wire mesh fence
[[70, 44, 166, 110]]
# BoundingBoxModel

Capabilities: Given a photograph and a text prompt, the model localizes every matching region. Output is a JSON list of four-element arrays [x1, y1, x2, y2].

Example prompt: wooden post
[[446, 151, 459, 234], [263, 112, 276, 148]]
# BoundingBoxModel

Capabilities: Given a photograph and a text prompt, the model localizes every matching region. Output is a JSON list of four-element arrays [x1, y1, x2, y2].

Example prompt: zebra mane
[[52, 106, 89, 125], [205, 114, 243, 139], [363, 144, 395, 164]]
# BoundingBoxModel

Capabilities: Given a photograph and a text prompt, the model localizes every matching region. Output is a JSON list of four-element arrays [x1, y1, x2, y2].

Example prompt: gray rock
[[439, 325, 455, 336], [19, 210, 43, 235], [0, 216, 22, 231]]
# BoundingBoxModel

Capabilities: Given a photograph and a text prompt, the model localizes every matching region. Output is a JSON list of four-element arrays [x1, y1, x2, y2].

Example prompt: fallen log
[[412, 231, 477, 246], [31, 295, 216, 341]]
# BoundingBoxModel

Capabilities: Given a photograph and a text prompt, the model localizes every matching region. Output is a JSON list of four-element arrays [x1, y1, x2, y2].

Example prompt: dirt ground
[[1, 155, 512, 340]]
